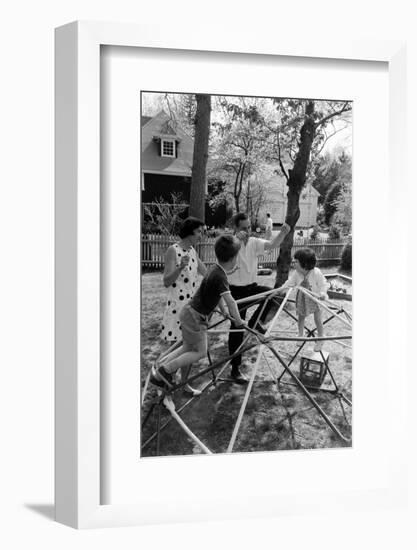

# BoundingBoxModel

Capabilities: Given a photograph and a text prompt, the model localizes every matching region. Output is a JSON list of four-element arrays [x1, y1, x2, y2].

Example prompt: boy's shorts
[[179, 304, 209, 350]]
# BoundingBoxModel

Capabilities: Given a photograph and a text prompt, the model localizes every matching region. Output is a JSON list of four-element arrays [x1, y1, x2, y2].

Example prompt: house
[[141, 110, 194, 204], [257, 172, 320, 228], [141, 110, 227, 227]]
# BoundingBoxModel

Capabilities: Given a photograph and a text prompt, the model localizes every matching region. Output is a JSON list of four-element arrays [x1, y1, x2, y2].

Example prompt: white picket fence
[[141, 233, 348, 269]]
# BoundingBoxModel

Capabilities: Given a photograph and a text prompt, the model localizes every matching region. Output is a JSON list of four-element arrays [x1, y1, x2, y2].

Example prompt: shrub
[[328, 224, 342, 240], [340, 241, 352, 271], [310, 225, 321, 240]]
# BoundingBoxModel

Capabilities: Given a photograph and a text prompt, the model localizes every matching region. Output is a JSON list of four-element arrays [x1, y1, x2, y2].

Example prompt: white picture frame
[[55, 21, 407, 529]]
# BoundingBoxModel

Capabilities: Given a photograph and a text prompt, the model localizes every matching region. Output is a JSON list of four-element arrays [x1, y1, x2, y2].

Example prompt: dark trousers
[[228, 283, 272, 369]]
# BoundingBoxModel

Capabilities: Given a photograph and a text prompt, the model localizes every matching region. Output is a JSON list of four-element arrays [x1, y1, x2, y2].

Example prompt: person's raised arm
[[265, 224, 272, 240], [162, 246, 189, 288], [264, 222, 291, 252], [197, 256, 207, 277]]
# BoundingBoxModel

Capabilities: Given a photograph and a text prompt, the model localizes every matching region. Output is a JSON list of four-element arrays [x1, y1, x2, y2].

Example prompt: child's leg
[[181, 364, 203, 395], [314, 310, 324, 337], [298, 315, 306, 337], [313, 310, 324, 351], [181, 365, 192, 385], [158, 344, 186, 367], [163, 338, 207, 374]]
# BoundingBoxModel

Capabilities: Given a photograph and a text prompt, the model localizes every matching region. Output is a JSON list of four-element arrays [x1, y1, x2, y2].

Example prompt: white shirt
[[282, 267, 328, 296], [228, 236, 268, 286], [265, 217, 273, 231]]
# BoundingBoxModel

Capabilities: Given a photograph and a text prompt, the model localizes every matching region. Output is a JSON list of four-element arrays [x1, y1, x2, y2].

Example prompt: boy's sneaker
[[248, 320, 267, 335], [182, 384, 202, 397], [150, 365, 174, 390], [256, 322, 268, 335]]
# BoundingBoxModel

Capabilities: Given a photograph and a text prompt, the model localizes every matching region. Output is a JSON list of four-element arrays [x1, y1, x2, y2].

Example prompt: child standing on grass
[[151, 234, 246, 393], [276, 248, 328, 352]]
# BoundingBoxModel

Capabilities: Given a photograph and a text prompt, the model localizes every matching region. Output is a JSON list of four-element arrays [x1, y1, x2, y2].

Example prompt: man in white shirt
[[228, 213, 290, 382]]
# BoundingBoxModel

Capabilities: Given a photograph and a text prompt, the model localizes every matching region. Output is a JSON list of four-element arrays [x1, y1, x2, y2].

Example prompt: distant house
[[141, 110, 194, 203], [258, 172, 320, 229]]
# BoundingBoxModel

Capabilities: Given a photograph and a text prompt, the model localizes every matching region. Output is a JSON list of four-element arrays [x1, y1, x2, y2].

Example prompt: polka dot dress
[[161, 243, 199, 342]]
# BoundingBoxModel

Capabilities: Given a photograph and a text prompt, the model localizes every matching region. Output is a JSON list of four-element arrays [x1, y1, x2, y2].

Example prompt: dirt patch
[[141, 271, 352, 457]]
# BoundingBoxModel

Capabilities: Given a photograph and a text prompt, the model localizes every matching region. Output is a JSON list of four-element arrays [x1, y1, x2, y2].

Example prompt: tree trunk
[[233, 163, 246, 213], [189, 94, 211, 220], [275, 101, 316, 288]]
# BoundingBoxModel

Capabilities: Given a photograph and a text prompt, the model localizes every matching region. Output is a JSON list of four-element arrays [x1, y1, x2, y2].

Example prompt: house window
[[161, 139, 176, 158]]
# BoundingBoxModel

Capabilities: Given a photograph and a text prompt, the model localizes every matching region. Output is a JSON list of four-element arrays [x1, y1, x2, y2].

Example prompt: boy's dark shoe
[[150, 365, 174, 390], [248, 319, 267, 335], [231, 367, 249, 384]]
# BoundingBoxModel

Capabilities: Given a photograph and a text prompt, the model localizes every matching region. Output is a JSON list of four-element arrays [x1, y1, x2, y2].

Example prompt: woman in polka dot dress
[[161, 217, 207, 392]]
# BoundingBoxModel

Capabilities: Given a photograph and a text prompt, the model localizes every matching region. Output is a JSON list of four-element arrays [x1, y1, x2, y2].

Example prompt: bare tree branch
[[315, 102, 352, 128], [316, 124, 350, 155], [276, 127, 289, 180]]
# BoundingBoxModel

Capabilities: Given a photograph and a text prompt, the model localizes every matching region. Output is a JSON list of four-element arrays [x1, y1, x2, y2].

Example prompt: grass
[[141, 267, 352, 457]]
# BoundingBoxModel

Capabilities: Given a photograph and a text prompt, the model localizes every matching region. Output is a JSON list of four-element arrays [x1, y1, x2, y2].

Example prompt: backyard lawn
[[141, 268, 352, 457]]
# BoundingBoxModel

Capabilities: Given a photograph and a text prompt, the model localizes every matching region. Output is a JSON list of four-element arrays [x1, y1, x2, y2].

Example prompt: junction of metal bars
[[141, 285, 352, 455]]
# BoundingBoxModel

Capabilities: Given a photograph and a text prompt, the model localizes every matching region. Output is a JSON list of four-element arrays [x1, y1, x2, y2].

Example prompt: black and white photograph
[[140, 91, 353, 457]]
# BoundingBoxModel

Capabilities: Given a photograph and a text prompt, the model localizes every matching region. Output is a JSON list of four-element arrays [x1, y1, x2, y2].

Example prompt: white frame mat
[[55, 21, 407, 529]]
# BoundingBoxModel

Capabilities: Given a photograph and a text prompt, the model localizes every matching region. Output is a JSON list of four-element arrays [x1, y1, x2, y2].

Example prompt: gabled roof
[[141, 110, 194, 176], [141, 115, 152, 127]]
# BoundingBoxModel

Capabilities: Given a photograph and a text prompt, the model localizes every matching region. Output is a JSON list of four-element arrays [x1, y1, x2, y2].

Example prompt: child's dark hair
[[214, 235, 241, 262], [178, 216, 205, 238], [294, 248, 317, 270], [232, 212, 248, 227]]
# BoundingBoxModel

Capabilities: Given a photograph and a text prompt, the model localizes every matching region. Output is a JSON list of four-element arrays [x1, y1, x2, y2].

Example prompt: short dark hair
[[266, 213, 270, 217], [178, 216, 205, 239], [294, 248, 317, 270], [214, 234, 241, 262], [232, 212, 248, 228]]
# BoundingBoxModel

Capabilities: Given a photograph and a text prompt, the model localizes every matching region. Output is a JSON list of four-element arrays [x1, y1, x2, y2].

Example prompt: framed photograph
[[55, 21, 407, 528]]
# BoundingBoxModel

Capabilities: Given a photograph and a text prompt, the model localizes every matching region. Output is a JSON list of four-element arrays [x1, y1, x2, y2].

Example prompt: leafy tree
[[332, 181, 352, 235], [211, 96, 271, 213], [269, 99, 352, 287], [340, 240, 352, 272], [242, 177, 267, 229], [323, 181, 343, 225], [207, 178, 227, 209], [312, 149, 352, 206], [328, 223, 342, 240], [159, 92, 196, 137], [311, 153, 340, 204]]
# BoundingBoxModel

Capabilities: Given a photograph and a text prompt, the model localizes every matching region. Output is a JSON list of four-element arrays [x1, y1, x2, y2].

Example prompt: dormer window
[[161, 139, 176, 158]]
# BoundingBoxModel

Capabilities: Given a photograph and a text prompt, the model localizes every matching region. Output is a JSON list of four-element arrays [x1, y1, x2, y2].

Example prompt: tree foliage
[[269, 99, 352, 287], [211, 96, 271, 213], [312, 150, 352, 206], [323, 181, 343, 225], [332, 182, 352, 235]]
